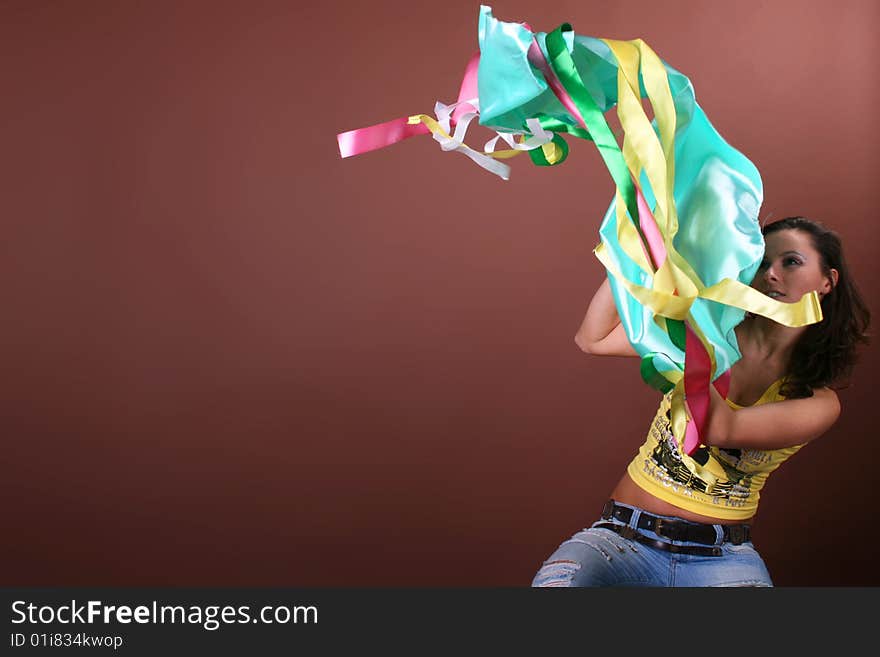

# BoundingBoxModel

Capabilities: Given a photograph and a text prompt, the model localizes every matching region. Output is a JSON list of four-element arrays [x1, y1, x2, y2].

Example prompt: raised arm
[[574, 276, 638, 357]]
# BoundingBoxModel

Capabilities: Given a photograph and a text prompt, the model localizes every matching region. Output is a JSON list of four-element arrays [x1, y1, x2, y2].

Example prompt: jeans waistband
[[599, 500, 751, 547]]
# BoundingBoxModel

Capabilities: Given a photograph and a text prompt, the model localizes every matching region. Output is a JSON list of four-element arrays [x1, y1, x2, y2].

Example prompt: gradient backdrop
[[2, 0, 878, 586]]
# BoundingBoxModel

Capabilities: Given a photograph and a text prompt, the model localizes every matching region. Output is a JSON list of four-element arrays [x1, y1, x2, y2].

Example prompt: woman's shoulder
[[776, 384, 840, 423], [776, 381, 840, 403], [809, 386, 840, 404]]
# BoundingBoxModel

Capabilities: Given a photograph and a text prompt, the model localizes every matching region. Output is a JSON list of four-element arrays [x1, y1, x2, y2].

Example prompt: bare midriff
[[609, 472, 753, 525]]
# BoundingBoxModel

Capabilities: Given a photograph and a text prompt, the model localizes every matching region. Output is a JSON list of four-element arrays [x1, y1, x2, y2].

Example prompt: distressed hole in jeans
[[567, 537, 614, 561], [533, 559, 581, 587], [602, 530, 640, 553]]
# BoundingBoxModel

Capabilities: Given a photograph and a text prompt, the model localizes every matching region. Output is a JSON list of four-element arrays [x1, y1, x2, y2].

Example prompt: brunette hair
[[762, 217, 871, 398]]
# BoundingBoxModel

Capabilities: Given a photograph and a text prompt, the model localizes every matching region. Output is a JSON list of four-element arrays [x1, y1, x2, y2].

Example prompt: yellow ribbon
[[593, 38, 826, 452], [594, 242, 823, 327]]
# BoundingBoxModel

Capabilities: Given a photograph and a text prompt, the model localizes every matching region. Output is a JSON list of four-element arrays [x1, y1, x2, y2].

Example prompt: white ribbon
[[426, 99, 556, 180]]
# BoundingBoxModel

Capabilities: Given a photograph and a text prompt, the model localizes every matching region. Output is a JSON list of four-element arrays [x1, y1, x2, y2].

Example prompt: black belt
[[598, 500, 751, 557], [594, 523, 724, 557]]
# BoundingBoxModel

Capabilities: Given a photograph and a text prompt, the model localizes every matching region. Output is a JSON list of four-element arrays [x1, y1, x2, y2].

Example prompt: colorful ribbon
[[337, 5, 824, 456]]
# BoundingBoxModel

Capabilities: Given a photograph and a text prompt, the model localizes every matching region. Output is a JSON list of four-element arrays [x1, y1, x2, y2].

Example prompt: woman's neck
[[737, 315, 805, 364]]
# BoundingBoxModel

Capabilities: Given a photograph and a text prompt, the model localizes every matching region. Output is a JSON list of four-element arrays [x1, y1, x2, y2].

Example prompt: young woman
[[531, 217, 871, 587]]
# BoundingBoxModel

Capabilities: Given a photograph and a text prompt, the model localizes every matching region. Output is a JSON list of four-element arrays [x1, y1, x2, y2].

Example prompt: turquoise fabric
[[477, 5, 764, 387]]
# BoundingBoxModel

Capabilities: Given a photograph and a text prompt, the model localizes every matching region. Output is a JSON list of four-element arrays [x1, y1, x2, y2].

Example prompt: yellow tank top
[[626, 379, 805, 520]]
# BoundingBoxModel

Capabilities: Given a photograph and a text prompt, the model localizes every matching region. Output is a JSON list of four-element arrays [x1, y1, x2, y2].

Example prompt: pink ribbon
[[337, 117, 429, 158], [336, 52, 481, 159], [451, 52, 480, 123]]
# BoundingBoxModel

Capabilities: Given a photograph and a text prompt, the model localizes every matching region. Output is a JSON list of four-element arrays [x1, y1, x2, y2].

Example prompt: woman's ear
[[822, 268, 839, 296]]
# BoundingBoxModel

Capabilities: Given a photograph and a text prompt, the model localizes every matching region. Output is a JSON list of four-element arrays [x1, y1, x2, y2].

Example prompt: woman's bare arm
[[703, 383, 841, 450], [574, 277, 638, 357]]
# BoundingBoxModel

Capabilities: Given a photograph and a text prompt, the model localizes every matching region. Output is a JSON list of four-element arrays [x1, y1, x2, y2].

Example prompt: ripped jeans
[[531, 502, 773, 587]]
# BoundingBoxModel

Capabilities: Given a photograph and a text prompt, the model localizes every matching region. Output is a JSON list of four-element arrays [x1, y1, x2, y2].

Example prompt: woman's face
[[751, 229, 838, 303]]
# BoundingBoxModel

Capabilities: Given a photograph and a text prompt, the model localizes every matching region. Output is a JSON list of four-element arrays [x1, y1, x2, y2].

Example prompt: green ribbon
[[666, 318, 686, 351], [640, 355, 677, 394], [527, 132, 570, 166], [536, 115, 592, 141], [544, 25, 641, 231]]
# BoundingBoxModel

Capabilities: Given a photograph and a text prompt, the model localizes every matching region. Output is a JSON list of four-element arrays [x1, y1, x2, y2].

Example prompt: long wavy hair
[[760, 217, 871, 398]]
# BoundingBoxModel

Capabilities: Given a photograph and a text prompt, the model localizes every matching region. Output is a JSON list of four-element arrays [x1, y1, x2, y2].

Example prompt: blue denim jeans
[[531, 502, 773, 587]]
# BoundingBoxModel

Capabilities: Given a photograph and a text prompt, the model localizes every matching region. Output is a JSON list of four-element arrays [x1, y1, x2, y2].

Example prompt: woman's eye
[[784, 257, 801, 266]]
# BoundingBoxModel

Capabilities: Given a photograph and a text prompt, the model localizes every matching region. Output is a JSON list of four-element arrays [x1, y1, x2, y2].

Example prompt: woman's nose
[[763, 263, 779, 282]]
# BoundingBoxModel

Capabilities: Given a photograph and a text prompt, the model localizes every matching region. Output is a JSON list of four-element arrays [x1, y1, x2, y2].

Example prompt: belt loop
[[629, 506, 642, 531], [601, 500, 614, 520], [713, 524, 724, 546]]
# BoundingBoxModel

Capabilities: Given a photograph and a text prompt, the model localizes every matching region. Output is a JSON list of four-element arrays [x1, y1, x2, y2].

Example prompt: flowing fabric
[[336, 5, 822, 454]]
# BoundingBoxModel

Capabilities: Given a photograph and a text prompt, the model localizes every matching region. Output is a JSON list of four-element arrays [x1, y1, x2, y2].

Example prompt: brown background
[[2, 0, 877, 586]]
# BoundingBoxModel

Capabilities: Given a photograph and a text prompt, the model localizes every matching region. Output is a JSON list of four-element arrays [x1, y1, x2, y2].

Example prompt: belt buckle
[[653, 518, 665, 537], [653, 518, 686, 542], [653, 518, 675, 540]]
